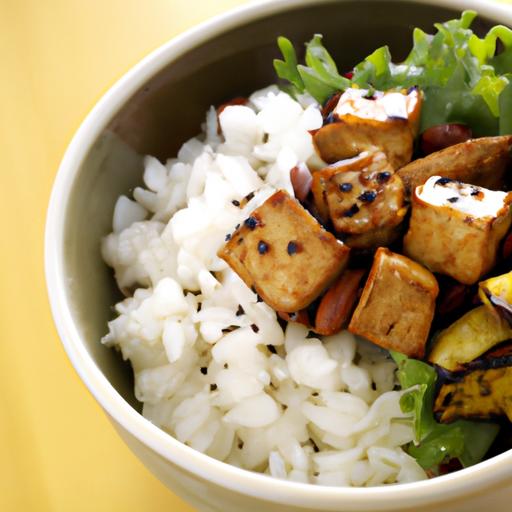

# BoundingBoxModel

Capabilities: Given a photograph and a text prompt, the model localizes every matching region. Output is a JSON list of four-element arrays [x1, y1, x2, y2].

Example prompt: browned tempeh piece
[[218, 190, 350, 312], [397, 135, 512, 195], [349, 248, 439, 358]]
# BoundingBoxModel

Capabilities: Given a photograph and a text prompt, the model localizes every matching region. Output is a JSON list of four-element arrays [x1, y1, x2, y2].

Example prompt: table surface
[[1, 1, 511, 511]]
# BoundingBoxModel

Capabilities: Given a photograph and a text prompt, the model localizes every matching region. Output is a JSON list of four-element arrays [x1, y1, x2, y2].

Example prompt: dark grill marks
[[287, 241, 301, 255], [436, 177, 453, 186], [376, 171, 391, 183], [244, 216, 258, 229], [343, 204, 360, 217], [258, 240, 269, 254], [358, 190, 377, 203]]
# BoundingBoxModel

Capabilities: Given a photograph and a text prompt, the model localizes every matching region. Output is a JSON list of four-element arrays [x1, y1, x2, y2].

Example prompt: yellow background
[[1, 1, 511, 511]]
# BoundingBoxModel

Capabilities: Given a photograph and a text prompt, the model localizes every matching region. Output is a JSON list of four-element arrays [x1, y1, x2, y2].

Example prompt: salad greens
[[390, 351, 499, 471], [273, 11, 512, 136]]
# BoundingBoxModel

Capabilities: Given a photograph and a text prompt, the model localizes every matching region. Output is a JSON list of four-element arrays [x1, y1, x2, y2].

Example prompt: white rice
[[101, 85, 426, 486]]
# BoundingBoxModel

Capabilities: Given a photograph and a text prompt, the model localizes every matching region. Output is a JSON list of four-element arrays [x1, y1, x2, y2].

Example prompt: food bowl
[[45, 0, 512, 510]]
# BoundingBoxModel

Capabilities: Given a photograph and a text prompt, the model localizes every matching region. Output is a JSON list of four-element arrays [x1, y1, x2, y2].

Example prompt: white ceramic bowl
[[46, 0, 512, 510]]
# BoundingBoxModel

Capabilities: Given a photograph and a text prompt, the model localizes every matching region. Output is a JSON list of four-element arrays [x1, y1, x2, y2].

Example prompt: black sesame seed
[[287, 241, 298, 255], [436, 177, 453, 186], [251, 324, 259, 333], [312, 392, 319, 397], [245, 191, 255, 201], [210, 383, 218, 391], [339, 182, 353, 192], [224, 363, 228, 369], [343, 204, 360, 217], [258, 240, 269, 254], [244, 216, 258, 229], [358, 190, 377, 203], [447, 196, 459, 203], [225, 233, 232, 241], [235, 305, 245, 316], [267, 344, 277, 354], [231, 199, 240, 207], [200, 367, 208, 375], [376, 171, 391, 183]]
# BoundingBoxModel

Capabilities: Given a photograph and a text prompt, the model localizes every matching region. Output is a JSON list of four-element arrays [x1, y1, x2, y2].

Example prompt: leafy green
[[273, 11, 512, 135], [390, 351, 499, 472]]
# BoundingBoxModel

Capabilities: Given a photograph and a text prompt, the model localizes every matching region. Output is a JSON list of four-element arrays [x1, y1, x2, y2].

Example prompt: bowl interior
[[63, 0, 495, 413]]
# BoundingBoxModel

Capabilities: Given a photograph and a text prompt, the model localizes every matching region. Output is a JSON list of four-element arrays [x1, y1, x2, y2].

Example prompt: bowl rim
[[45, 0, 512, 508]]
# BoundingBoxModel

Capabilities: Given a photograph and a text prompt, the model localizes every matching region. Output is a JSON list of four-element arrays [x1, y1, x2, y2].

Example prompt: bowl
[[45, 0, 512, 510]]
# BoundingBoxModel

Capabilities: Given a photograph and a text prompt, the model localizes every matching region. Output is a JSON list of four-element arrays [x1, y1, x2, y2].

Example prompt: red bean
[[421, 124, 472, 155], [290, 163, 313, 202], [321, 91, 341, 118], [216, 97, 248, 133], [314, 269, 365, 336]]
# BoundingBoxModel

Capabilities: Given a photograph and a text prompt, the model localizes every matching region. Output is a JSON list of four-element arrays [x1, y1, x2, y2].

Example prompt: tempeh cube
[[312, 151, 407, 249], [218, 190, 350, 312], [349, 248, 439, 358], [403, 176, 512, 285]]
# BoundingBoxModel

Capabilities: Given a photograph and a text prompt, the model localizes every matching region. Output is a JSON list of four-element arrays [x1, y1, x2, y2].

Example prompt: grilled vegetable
[[403, 176, 512, 285], [479, 271, 512, 324], [218, 190, 350, 312], [428, 305, 512, 371], [349, 248, 439, 358], [312, 87, 421, 169], [435, 366, 512, 423]]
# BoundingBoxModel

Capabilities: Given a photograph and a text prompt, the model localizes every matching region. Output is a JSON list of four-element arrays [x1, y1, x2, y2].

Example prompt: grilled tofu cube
[[218, 190, 350, 312], [312, 151, 407, 249], [397, 135, 512, 196], [313, 87, 422, 170], [349, 248, 439, 358], [403, 176, 512, 285]]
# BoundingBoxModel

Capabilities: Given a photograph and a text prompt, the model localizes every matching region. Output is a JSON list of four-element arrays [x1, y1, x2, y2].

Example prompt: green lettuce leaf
[[273, 11, 512, 134], [390, 351, 499, 472]]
